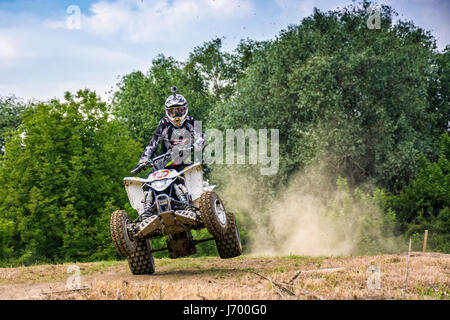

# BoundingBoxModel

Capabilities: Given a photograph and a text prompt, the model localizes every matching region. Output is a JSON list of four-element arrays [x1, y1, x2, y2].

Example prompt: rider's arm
[[139, 120, 164, 164]]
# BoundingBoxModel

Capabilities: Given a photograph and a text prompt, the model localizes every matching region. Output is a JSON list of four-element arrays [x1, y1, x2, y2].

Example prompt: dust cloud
[[213, 164, 400, 257]]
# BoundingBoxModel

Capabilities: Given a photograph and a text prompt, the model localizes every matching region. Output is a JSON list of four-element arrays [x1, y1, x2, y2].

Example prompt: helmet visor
[[167, 106, 187, 118]]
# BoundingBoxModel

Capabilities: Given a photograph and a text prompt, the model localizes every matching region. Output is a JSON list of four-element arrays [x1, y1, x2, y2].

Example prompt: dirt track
[[0, 252, 448, 300]]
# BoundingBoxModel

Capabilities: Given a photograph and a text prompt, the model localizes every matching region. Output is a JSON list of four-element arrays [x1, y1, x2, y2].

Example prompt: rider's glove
[[193, 137, 205, 152], [131, 159, 149, 174], [131, 165, 143, 175]]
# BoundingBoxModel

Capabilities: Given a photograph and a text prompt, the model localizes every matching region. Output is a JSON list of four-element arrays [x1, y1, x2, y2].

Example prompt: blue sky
[[0, 0, 448, 101]]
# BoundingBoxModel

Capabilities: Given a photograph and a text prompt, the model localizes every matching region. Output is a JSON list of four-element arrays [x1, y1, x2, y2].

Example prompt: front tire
[[215, 212, 242, 259], [127, 239, 155, 275], [199, 191, 228, 237], [110, 210, 136, 257]]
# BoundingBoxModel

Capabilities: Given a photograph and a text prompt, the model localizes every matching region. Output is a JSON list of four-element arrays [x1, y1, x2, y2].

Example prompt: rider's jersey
[[139, 115, 205, 164]]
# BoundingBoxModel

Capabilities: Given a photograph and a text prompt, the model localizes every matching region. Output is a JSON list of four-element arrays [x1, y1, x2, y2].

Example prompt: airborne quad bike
[[110, 148, 242, 274]]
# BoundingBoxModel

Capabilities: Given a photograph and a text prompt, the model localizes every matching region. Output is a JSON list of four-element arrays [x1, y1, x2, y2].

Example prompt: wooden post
[[422, 230, 428, 252], [402, 237, 412, 300]]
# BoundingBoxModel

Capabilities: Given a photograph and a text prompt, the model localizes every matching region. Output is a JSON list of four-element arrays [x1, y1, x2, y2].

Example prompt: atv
[[110, 147, 242, 274]]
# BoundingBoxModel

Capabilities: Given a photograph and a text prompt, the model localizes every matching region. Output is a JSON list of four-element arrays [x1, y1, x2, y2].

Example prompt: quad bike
[[110, 146, 242, 274]]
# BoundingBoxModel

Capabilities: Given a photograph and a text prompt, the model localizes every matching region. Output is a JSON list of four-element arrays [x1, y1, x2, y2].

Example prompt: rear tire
[[199, 191, 228, 237], [215, 212, 242, 259], [127, 239, 155, 275], [110, 210, 136, 257]]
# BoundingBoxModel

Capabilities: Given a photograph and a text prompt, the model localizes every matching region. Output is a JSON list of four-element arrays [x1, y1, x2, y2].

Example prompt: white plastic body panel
[[182, 164, 204, 202], [123, 177, 146, 214], [123, 164, 216, 212]]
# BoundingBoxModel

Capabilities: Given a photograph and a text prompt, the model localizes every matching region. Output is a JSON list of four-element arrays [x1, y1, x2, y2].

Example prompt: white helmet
[[165, 86, 188, 127]]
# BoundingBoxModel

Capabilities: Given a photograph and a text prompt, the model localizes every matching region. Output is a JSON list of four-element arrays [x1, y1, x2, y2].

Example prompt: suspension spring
[[144, 191, 153, 212], [174, 184, 188, 203]]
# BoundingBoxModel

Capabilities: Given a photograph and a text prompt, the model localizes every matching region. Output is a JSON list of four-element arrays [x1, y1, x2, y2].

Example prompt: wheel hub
[[124, 217, 135, 243], [214, 199, 227, 226]]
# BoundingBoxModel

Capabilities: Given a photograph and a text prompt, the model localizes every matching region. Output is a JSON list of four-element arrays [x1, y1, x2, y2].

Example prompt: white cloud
[[0, 32, 35, 67], [0, 35, 17, 61], [0, 13, 148, 101], [85, 0, 134, 35], [1, 0, 447, 102], [206, 0, 252, 16], [44, 0, 254, 43]]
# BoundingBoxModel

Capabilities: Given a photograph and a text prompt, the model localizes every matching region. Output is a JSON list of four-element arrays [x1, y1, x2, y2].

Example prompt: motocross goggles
[[166, 106, 187, 118]]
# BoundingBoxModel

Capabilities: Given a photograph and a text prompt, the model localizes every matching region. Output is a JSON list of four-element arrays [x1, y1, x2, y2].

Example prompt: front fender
[[123, 177, 145, 214]]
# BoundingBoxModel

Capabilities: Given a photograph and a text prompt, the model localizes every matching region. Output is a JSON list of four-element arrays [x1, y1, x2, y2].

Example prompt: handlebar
[[130, 145, 194, 174]]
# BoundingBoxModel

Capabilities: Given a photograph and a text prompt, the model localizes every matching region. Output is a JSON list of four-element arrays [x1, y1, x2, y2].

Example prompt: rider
[[132, 86, 205, 174]]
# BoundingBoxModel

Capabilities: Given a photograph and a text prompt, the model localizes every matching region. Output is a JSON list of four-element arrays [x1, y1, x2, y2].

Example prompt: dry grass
[[0, 252, 448, 300]]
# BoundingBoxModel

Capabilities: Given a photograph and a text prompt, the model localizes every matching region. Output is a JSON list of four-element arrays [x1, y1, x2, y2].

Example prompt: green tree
[[0, 96, 27, 155], [0, 90, 141, 264], [380, 132, 450, 252], [210, 2, 448, 193], [427, 45, 450, 140], [185, 38, 266, 102]]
